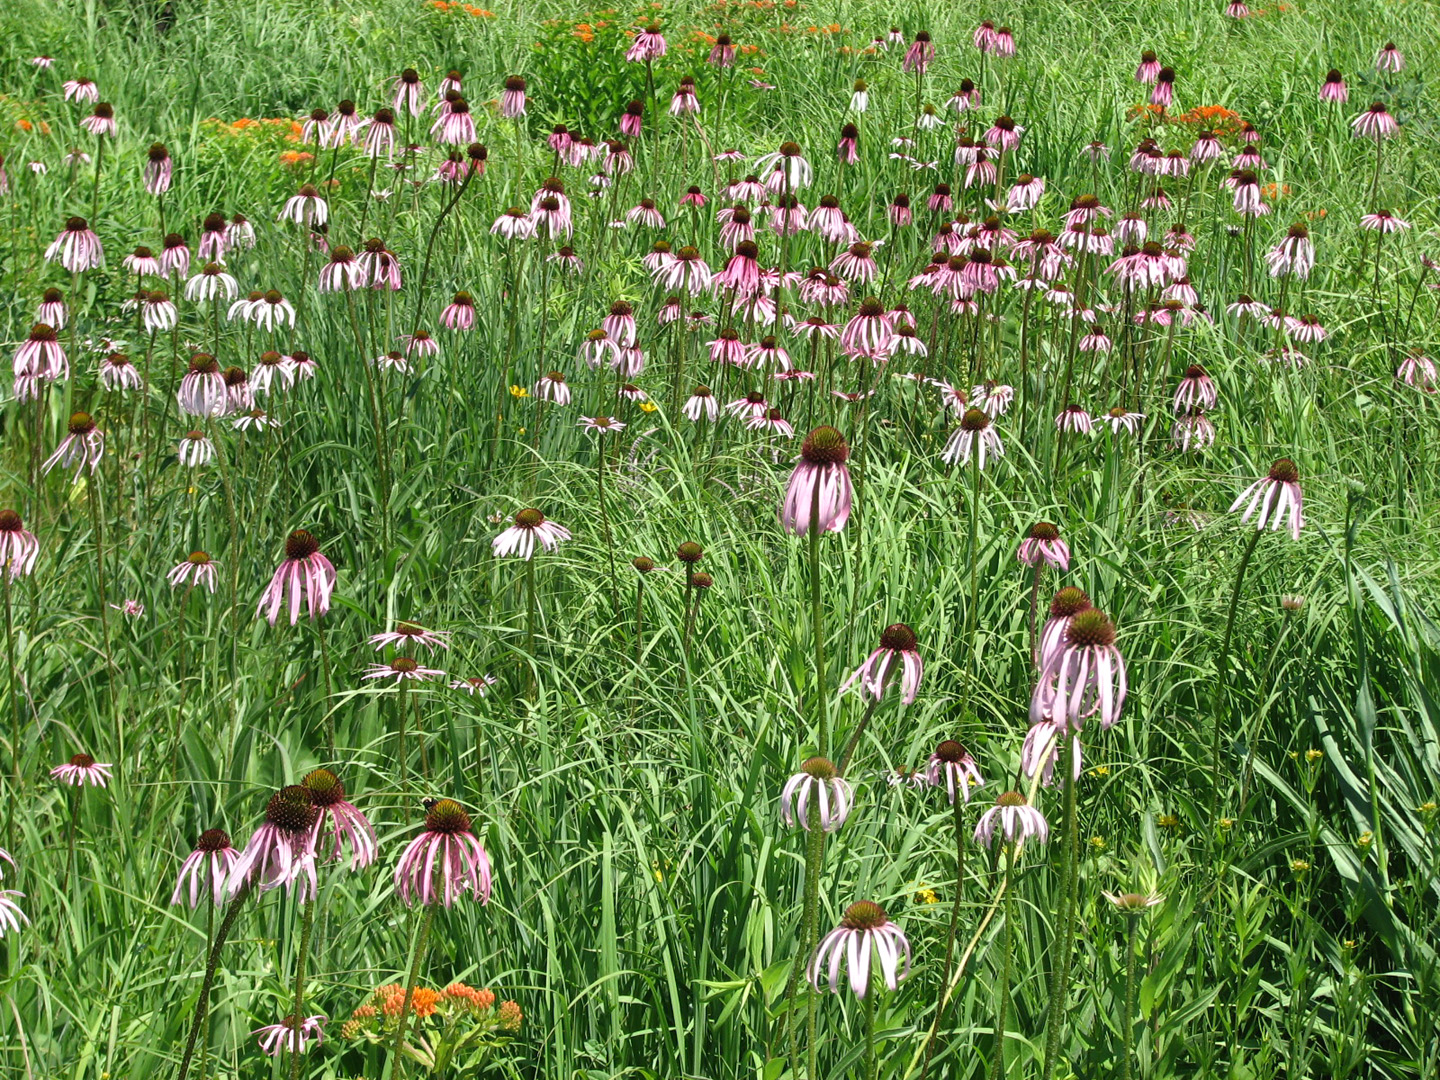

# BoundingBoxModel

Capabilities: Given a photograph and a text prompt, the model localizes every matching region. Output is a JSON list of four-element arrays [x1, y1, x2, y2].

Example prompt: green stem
[[991, 845, 1015, 1080], [286, 901, 317, 1080], [1041, 746, 1080, 1080], [863, 975, 877, 1080], [803, 807, 824, 1079], [1208, 526, 1263, 842], [836, 694, 882, 777], [808, 479, 827, 758], [920, 795, 968, 1079], [176, 881, 254, 1080], [384, 905, 435, 1080], [1121, 914, 1139, 1080]]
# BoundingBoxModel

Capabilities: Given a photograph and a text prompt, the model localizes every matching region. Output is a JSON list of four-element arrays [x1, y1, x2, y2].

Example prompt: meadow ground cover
[[0, 0, 1439, 1076]]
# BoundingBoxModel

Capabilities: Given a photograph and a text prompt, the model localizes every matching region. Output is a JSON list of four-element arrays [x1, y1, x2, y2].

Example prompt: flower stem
[[1208, 525, 1263, 843], [836, 694, 882, 776], [1121, 914, 1139, 1080], [385, 905, 435, 1080], [990, 844, 1016, 1080], [315, 616, 335, 754], [286, 901, 317, 1080], [1027, 564, 1043, 669], [863, 974, 877, 1080], [176, 881, 253, 1080], [525, 556, 537, 701], [808, 480, 828, 757], [4, 575, 21, 798], [1040, 743, 1080, 1080], [802, 807, 824, 1079], [920, 796, 968, 1079]]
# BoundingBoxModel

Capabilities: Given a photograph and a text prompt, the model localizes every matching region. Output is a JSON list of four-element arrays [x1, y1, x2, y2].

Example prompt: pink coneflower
[[300, 771, 377, 869], [534, 371, 572, 404], [619, 99, 644, 139], [490, 206, 535, 240], [943, 407, 1003, 468], [835, 121, 859, 164], [1230, 458, 1304, 539], [1226, 1, 1249, 16], [175, 353, 223, 417], [13, 323, 68, 392], [1288, 314, 1327, 343], [450, 674, 498, 695], [748, 408, 794, 436], [63, 76, 99, 102], [1172, 364, 1217, 413], [1230, 169, 1267, 216], [122, 246, 161, 278], [726, 389, 769, 418], [840, 298, 893, 358], [579, 414, 626, 435], [1136, 49, 1161, 83], [156, 233, 190, 279], [1005, 173, 1045, 213], [994, 25, 1017, 56], [679, 185, 706, 210], [781, 426, 852, 535], [92, 351, 137, 393], [228, 212, 256, 250], [841, 623, 923, 704], [975, 791, 1049, 846], [1031, 607, 1127, 729], [1172, 412, 1216, 453], [500, 75, 527, 119], [1376, 42, 1405, 74], [1078, 327, 1112, 353], [136, 142, 174, 197], [257, 530, 336, 625], [810, 901, 911, 998], [984, 115, 1023, 153], [831, 241, 879, 284], [928, 183, 954, 213], [670, 76, 700, 115], [708, 33, 736, 66], [172, 829, 240, 908], [657, 245, 713, 293], [358, 106, 397, 159], [971, 382, 1014, 416], [168, 550, 219, 592], [392, 68, 424, 115], [1114, 212, 1147, 246], [184, 262, 238, 303], [370, 621, 451, 654], [363, 656, 444, 684], [139, 290, 177, 333], [1227, 293, 1269, 319], [432, 96, 476, 144], [32, 289, 67, 331], [51, 753, 112, 787], [45, 217, 103, 273], [279, 183, 327, 227], [780, 757, 852, 831], [0, 511, 38, 579], [758, 141, 814, 191], [1037, 587, 1092, 671], [627, 23, 668, 62], [1151, 67, 1176, 107], [1055, 404, 1093, 434], [1360, 209, 1409, 233], [1020, 719, 1081, 786], [43, 412, 103, 481], [1063, 193, 1111, 227], [964, 146, 998, 189], [904, 30, 934, 73], [254, 1016, 325, 1057], [627, 198, 665, 228], [717, 204, 757, 248], [81, 101, 116, 136], [1103, 407, 1145, 436], [394, 798, 492, 906], [716, 243, 763, 297], [888, 193, 913, 227], [318, 245, 364, 292], [493, 509, 570, 560], [1017, 522, 1069, 571], [793, 315, 840, 341], [1352, 102, 1399, 139], [440, 292, 476, 330], [177, 430, 215, 468], [926, 740, 984, 804], [849, 78, 870, 112], [682, 386, 718, 422], [1398, 350, 1439, 392], [576, 328, 618, 369], [1320, 69, 1348, 103]]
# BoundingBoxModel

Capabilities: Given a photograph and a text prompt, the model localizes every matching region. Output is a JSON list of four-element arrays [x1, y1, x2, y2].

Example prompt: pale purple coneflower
[[1397, 351, 1438, 392], [1320, 69, 1348, 103], [359, 107, 396, 159], [1036, 586, 1093, 671], [1172, 412, 1216, 453], [370, 621, 451, 654], [810, 901, 911, 998], [251, 351, 295, 394], [619, 100, 644, 139], [13, 323, 68, 389], [394, 798, 492, 906], [757, 142, 813, 191], [493, 508, 570, 560], [708, 34, 736, 67], [534, 371, 572, 404], [254, 1016, 325, 1058], [431, 97, 476, 144], [747, 408, 793, 436], [141, 290, 177, 332], [1359, 209, 1409, 233], [1136, 50, 1161, 83], [1103, 407, 1145, 436], [491, 206, 536, 240], [1173, 364, 1217, 412], [926, 740, 984, 804], [169, 550, 218, 591], [175, 353, 224, 416], [358, 240, 402, 291], [781, 426, 852, 534], [1017, 522, 1069, 571], [927, 184, 954, 213], [440, 291, 476, 330], [122, 245, 161, 277], [1151, 67, 1176, 107], [627, 23, 668, 62], [227, 212, 256, 250], [780, 757, 852, 831], [0, 511, 38, 578], [682, 386, 718, 421], [289, 351, 317, 381], [831, 241, 879, 284], [1031, 607, 1127, 730], [257, 530, 336, 625], [393, 68, 424, 116], [1229, 458, 1304, 539], [1351, 102, 1399, 139], [679, 185, 706, 209], [601, 301, 637, 347], [0, 891, 26, 937], [42, 412, 103, 481], [626, 198, 665, 228], [904, 31, 934, 73], [725, 389, 768, 417], [45, 217, 104, 273], [1079, 327, 1113, 353], [1055, 404, 1094, 434], [658, 246, 714, 293], [974, 790, 1049, 847], [183, 262, 237, 303], [670, 77, 700, 115], [706, 328, 749, 368], [363, 655, 445, 683], [177, 430, 215, 468], [1288, 314, 1327, 344], [81, 101, 116, 136], [63, 77, 99, 102], [793, 316, 840, 341], [35, 288, 67, 329], [942, 407, 1003, 468], [889, 193, 913, 227], [579, 415, 626, 435], [749, 336, 792, 371], [171, 829, 240, 908], [850, 79, 869, 112], [318, 246, 364, 292], [300, 767, 376, 870], [1227, 293, 1270, 319], [450, 675, 497, 696], [159, 232, 191, 278], [1020, 719, 1082, 786], [841, 622, 923, 704], [994, 25, 1017, 56], [768, 194, 808, 236], [1376, 42, 1405, 74], [840, 298, 893, 357], [51, 753, 112, 787], [809, 197, 846, 243]]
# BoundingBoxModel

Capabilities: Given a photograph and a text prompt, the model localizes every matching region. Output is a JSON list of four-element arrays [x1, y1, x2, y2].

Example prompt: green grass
[[0, 0, 1439, 1077]]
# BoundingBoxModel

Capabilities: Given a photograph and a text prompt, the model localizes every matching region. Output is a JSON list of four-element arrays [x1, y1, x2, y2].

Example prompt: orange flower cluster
[[1261, 182, 1291, 201], [380, 986, 441, 1018], [444, 982, 497, 1010], [428, 1, 495, 14], [279, 150, 315, 168], [1175, 104, 1244, 132], [205, 116, 304, 141]]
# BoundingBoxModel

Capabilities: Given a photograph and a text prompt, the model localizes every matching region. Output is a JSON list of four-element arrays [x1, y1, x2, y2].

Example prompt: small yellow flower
[[1089, 835, 1107, 852], [1218, 817, 1235, 830], [913, 887, 938, 905], [1356, 831, 1373, 848], [1288, 751, 1300, 760], [1089, 765, 1110, 777], [1157, 814, 1181, 830], [509, 384, 528, 398], [1305, 748, 1323, 763], [1290, 859, 1311, 874], [1419, 801, 1437, 815], [639, 401, 658, 412], [1343, 939, 1357, 950]]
